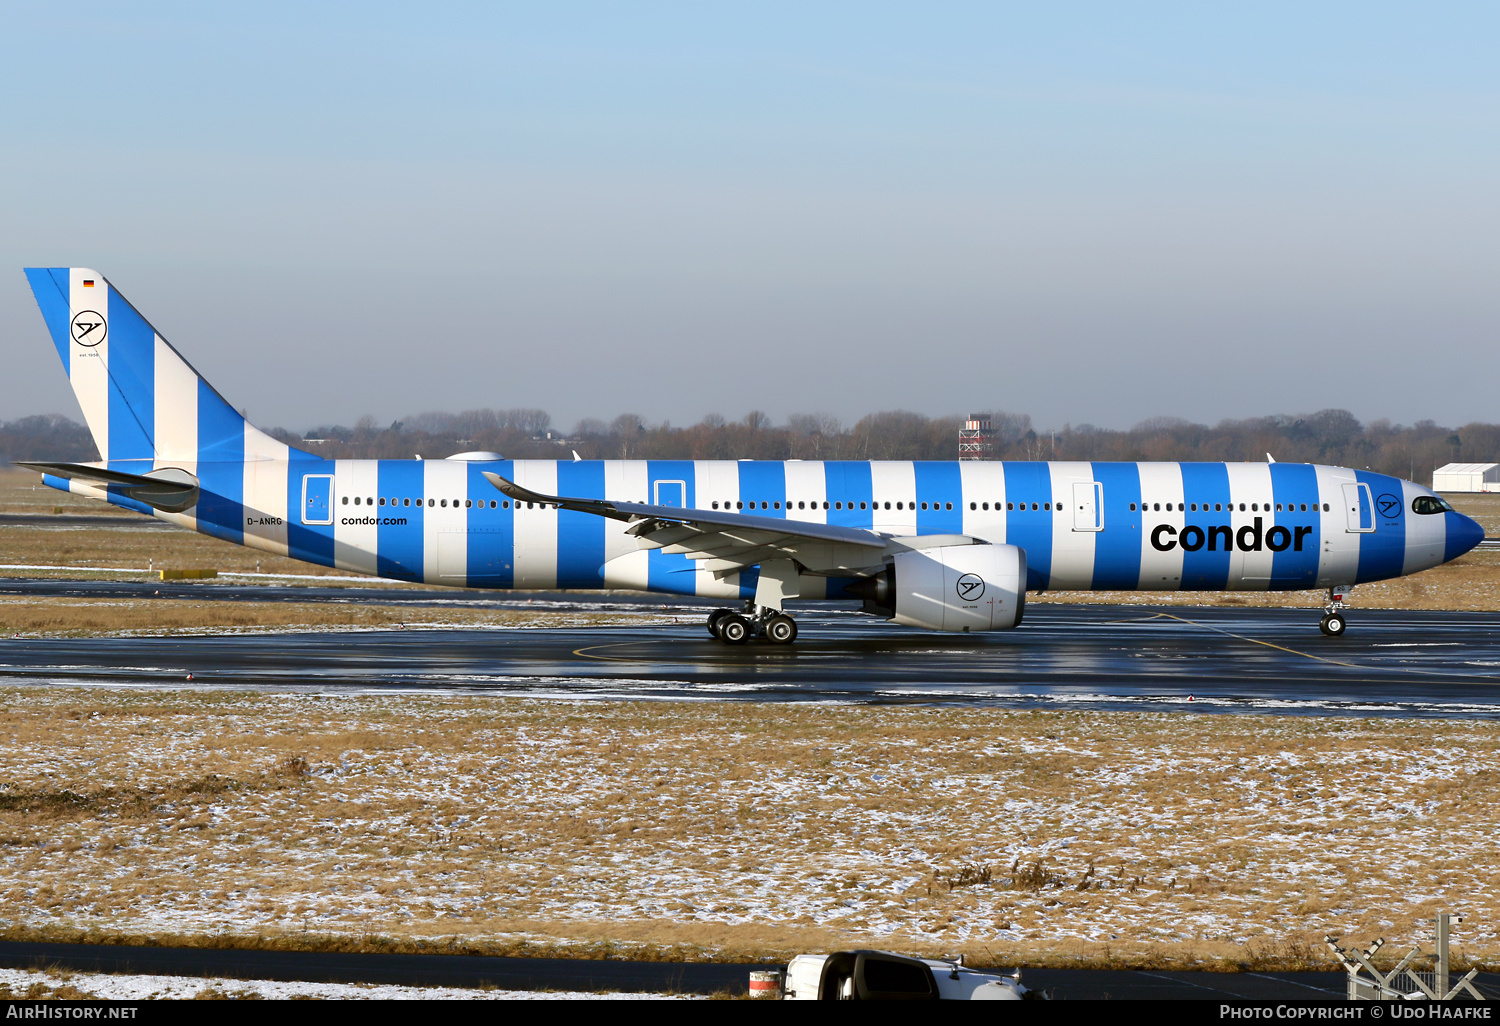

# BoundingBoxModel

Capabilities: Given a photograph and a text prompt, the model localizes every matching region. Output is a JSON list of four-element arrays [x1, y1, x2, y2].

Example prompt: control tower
[[958, 414, 995, 460]]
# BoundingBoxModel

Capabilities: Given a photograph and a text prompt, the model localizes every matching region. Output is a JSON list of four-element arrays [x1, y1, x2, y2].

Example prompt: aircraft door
[[1072, 481, 1104, 532], [1342, 482, 1375, 533], [301, 474, 334, 525], [437, 532, 466, 579], [654, 479, 686, 507]]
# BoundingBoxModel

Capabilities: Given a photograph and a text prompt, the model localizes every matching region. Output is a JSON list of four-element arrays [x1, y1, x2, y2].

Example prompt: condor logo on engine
[[956, 573, 985, 601], [1150, 516, 1314, 553]]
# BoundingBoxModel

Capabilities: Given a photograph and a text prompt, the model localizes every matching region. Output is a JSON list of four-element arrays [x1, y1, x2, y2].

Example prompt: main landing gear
[[1319, 585, 1351, 637], [706, 604, 799, 645]]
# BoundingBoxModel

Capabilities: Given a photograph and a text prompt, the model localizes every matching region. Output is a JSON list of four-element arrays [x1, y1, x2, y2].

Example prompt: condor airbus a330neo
[[18, 268, 1486, 643]]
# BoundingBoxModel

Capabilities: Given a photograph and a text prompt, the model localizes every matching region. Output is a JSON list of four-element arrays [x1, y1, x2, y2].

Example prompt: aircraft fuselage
[[46, 456, 1473, 601]]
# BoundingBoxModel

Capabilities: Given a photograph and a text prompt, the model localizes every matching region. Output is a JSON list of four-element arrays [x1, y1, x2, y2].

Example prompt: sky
[[2, 2, 1497, 435]]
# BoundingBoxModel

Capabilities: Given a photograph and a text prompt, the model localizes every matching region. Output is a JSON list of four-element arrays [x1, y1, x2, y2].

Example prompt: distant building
[[959, 414, 995, 461], [1433, 462, 1500, 493]]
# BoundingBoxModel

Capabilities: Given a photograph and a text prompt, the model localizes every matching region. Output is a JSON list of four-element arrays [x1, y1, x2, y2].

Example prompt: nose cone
[[1447, 512, 1486, 562]]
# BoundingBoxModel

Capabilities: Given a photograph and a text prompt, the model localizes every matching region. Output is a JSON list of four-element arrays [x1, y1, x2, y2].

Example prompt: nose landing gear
[[706, 605, 799, 644], [1319, 585, 1351, 636], [1319, 611, 1347, 637]]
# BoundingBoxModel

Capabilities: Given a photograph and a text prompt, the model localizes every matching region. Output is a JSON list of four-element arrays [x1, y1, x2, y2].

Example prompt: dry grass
[[1033, 547, 1500, 612], [0, 468, 354, 581], [1453, 493, 1500, 538], [0, 468, 136, 518], [0, 524, 332, 581], [1, 691, 1498, 971], [0, 977, 99, 1000], [0, 595, 648, 635], [0, 467, 666, 632]]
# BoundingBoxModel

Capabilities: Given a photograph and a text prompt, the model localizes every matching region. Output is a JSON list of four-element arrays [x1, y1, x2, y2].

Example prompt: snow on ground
[[1, 689, 1497, 964], [0, 966, 692, 1000]]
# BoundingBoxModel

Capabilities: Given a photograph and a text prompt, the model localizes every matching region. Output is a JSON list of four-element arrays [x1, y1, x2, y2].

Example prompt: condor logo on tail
[[1151, 517, 1313, 553]]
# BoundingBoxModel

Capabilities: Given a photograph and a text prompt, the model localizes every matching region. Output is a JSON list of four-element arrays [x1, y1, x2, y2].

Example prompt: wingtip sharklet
[[480, 470, 620, 517]]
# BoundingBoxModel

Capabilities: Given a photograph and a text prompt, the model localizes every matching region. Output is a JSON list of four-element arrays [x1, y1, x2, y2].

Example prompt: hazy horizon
[[2, 401, 1487, 449]]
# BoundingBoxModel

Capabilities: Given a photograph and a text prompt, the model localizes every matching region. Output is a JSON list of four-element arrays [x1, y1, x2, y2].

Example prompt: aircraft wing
[[482, 471, 889, 576]]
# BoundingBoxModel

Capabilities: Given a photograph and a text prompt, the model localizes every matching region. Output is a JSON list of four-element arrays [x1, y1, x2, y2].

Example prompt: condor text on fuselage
[[1149, 513, 1315, 554]]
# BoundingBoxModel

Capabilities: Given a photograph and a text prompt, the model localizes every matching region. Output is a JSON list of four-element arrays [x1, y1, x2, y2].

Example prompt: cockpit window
[[1412, 495, 1455, 515]]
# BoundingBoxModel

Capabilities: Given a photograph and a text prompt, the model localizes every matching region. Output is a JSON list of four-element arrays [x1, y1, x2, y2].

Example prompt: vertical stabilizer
[[23, 268, 301, 465]]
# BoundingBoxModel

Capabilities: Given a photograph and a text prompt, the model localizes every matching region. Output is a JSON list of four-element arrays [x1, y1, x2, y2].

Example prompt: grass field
[[1, 692, 1497, 970], [0, 469, 667, 634], [0, 467, 378, 581]]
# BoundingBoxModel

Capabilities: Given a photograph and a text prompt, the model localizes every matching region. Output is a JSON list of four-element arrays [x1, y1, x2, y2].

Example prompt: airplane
[[16, 267, 1487, 643]]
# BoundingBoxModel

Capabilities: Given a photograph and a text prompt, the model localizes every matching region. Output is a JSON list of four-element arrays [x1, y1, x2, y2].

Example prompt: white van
[[781, 950, 1034, 1000]]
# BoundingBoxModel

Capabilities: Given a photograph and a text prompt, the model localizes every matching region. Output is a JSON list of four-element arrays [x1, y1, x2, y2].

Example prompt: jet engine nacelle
[[852, 544, 1027, 632]]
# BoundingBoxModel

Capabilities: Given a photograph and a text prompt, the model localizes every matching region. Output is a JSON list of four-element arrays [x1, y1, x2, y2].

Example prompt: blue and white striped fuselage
[[48, 456, 1471, 599], [21, 265, 1484, 627]]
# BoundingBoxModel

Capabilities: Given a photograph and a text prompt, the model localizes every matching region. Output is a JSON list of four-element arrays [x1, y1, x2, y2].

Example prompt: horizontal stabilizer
[[17, 462, 200, 514]]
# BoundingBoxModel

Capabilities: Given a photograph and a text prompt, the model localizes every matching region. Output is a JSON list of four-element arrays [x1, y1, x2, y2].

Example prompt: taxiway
[[1, 583, 1497, 716]]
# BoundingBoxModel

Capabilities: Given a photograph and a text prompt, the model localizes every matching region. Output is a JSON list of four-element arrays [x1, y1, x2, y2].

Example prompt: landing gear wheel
[[764, 614, 798, 645], [706, 608, 731, 638], [717, 613, 751, 644], [1319, 612, 1346, 637]]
